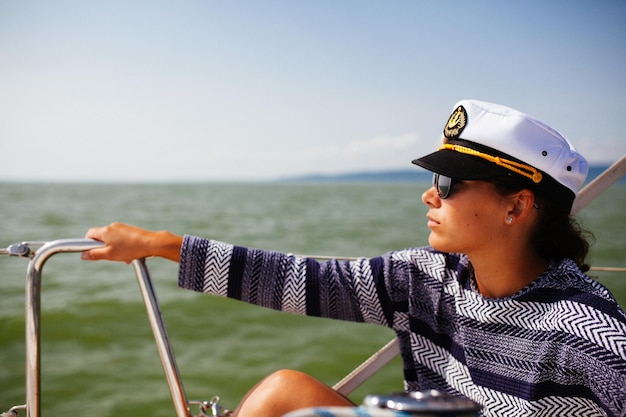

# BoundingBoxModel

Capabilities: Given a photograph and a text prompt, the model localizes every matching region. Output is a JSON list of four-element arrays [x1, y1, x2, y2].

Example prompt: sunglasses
[[432, 173, 455, 199]]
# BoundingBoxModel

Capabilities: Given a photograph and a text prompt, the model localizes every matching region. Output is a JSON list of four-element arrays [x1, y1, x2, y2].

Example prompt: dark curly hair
[[490, 176, 594, 272]]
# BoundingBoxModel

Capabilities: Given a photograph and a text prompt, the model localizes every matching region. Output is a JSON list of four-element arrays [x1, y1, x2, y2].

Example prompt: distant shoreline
[[0, 165, 621, 185], [278, 165, 621, 185]]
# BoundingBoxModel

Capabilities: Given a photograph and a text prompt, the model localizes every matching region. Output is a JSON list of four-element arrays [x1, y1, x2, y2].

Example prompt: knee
[[256, 369, 351, 406], [235, 369, 353, 417], [261, 369, 312, 391]]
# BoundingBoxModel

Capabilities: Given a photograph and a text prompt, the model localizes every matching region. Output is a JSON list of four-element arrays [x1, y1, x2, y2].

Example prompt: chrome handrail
[[21, 239, 189, 417], [132, 258, 190, 417]]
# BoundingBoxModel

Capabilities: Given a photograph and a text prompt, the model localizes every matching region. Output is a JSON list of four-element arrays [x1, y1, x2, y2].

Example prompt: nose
[[422, 186, 441, 208]]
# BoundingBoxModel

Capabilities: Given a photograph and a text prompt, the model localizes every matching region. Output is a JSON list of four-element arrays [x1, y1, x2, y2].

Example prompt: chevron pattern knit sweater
[[178, 236, 626, 417]]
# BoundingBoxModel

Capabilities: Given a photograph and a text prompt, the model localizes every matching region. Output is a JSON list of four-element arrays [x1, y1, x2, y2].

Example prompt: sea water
[[1, 182, 624, 416]]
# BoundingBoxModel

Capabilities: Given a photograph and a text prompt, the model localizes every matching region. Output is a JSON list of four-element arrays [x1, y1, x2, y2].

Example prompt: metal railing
[[3, 239, 191, 417]]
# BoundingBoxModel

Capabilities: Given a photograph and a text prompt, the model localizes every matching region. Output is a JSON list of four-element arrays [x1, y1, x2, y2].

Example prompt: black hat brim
[[412, 148, 510, 180]]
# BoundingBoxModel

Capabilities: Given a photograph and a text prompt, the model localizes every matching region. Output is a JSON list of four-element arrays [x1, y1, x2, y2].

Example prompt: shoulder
[[519, 258, 626, 323], [547, 258, 618, 301]]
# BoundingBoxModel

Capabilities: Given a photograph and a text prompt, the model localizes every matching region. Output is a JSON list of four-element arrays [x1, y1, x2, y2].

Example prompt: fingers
[[81, 222, 134, 263], [80, 246, 112, 261], [85, 225, 105, 242], [81, 224, 111, 261]]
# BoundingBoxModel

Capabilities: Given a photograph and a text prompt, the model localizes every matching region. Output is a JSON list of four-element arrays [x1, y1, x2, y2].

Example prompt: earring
[[507, 217, 514, 224]]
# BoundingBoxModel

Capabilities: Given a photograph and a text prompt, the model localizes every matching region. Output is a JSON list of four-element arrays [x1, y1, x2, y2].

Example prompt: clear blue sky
[[1, 1, 625, 182]]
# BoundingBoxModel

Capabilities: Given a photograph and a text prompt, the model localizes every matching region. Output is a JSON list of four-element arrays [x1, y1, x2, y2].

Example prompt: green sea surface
[[1, 182, 624, 416]]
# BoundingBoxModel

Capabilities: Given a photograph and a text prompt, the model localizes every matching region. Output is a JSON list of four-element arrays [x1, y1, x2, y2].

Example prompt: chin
[[428, 235, 443, 251], [428, 236, 457, 254]]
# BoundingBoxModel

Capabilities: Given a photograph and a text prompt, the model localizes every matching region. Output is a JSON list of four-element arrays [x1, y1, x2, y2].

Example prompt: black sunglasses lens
[[433, 173, 452, 199]]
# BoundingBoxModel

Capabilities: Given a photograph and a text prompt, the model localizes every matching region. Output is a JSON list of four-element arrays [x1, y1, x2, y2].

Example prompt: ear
[[506, 190, 537, 224]]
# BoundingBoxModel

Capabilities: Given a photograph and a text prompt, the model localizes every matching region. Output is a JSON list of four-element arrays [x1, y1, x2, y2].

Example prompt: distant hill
[[279, 169, 431, 183], [279, 165, 623, 185]]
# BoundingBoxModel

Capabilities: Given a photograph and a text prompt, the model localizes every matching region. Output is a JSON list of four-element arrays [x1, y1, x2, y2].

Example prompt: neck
[[469, 248, 549, 299]]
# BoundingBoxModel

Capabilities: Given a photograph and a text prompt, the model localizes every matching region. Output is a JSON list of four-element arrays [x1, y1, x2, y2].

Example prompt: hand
[[81, 222, 183, 263]]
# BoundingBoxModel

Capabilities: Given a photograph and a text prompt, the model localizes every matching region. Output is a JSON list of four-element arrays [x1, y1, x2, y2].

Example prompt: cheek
[[470, 203, 504, 231], [462, 208, 480, 223], [464, 208, 493, 233]]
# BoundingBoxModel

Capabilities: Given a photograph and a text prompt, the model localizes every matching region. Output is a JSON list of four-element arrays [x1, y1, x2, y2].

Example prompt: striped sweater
[[178, 236, 626, 417]]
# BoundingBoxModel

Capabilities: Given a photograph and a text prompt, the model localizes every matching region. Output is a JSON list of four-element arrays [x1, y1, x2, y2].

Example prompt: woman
[[82, 100, 626, 417]]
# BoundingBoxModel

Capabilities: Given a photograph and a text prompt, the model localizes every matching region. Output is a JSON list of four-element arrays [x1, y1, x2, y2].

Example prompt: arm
[[178, 235, 400, 325], [81, 222, 183, 263]]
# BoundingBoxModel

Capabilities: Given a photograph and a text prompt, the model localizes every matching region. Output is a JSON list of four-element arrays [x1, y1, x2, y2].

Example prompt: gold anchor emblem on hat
[[443, 105, 467, 139]]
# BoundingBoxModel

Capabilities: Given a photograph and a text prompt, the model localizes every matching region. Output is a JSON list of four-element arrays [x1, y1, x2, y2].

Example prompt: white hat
[[412, 99, 588, 212]]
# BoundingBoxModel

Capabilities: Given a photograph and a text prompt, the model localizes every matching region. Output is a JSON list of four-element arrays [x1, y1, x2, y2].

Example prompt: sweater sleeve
[[178, 234, 401, 327]]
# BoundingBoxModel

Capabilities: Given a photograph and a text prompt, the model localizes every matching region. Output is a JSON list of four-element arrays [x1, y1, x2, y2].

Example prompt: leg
[[233, 369, 354, 417]]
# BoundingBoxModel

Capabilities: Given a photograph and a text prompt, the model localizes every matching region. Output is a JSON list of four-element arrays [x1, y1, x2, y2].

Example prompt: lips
[[427, 214, 440, 228]]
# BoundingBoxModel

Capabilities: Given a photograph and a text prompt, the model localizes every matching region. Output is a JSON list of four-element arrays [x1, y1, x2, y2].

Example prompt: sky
[[1, 1, 625, 182]]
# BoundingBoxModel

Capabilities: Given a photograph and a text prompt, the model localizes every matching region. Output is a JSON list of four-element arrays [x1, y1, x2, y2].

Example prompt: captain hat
[[412, 99, 588, 212]]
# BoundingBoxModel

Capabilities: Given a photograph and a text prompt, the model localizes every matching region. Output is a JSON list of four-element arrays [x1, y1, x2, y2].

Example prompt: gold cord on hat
[[440, 143, 543, 183]]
